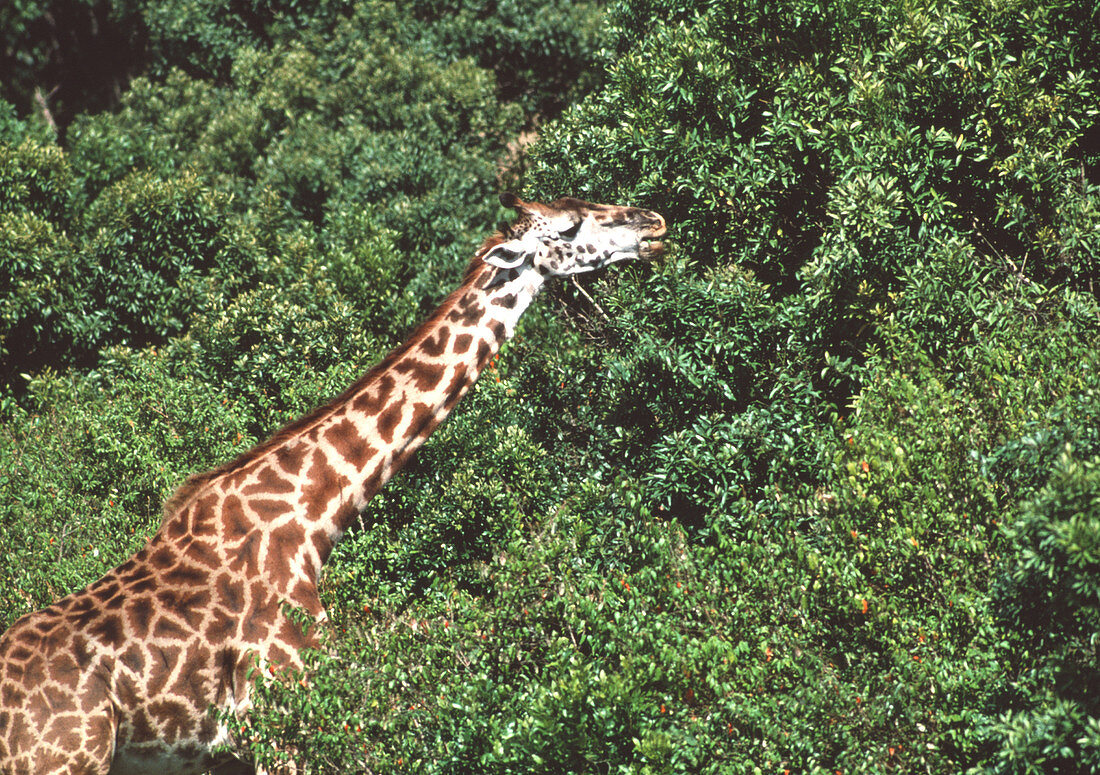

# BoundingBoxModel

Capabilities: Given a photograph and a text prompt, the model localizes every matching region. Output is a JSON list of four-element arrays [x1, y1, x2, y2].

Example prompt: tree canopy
[[2, 0, 1098, 771]]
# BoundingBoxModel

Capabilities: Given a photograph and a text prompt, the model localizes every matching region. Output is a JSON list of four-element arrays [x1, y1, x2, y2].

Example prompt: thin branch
[[570, 276, 608, 319], [33, 86, 59, 135]]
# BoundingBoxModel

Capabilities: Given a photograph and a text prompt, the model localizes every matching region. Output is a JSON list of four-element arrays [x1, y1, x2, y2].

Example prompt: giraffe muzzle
[[639, 239, 666, 259], [638, 211, 668, 259]]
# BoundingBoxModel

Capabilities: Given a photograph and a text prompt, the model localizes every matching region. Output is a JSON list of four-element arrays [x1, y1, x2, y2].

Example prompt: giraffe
[[0, 192, 666, 775]]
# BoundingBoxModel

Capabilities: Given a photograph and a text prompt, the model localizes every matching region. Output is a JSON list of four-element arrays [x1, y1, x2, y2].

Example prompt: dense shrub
[[3, 0, 1100, 773], [1, 0, 600, 134], [981, 451, 1100, 773], [399, 0, 605, 116], [0, 134, 80, 386], [234, 0, 1100, 771], [1, 0, 607, 394], [1, 0, 603, 391], [0, 153, 244, 390]]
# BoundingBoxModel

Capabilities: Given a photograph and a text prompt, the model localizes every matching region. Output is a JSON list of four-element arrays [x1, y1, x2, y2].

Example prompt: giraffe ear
[[500, 192, 524, 210], [482, 241, 529, 269]]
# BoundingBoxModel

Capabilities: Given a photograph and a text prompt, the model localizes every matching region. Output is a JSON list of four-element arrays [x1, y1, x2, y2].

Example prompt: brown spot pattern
[[300, 449, 350, 520], [376, 402, 404, 444], [242, 465, 296, 495], [452, 333, 473, 353], [353, 374, 395, 415], [395, 358, 445, 391], [418, 326, 450, 357], [324, 417, 374, 469], [222, 496, 251, 541]]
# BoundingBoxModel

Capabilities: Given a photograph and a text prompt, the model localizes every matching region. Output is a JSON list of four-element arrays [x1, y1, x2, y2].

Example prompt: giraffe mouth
[[638, 220, 667, 259], [639, 239, 666, 259]]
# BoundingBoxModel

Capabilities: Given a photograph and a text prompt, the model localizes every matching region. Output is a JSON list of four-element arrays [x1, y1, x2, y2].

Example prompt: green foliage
[[79, 171, 247, 349], [980, 452, 1100, 774], [0, 156, 243, 390], [1, 0, 604, 384], [0, 100, 28, 144], [531, 0, 1100, 342], [398, 0, 605, 116], [3, 0, 611, 392], [140, 0, 338, 82], [0, 135, 78, 387], [0, 134, 73, 221], [4, 0, 1100, 773]]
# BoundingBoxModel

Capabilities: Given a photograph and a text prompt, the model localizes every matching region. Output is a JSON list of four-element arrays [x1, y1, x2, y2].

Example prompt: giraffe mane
[[160, 233, 507, 522]]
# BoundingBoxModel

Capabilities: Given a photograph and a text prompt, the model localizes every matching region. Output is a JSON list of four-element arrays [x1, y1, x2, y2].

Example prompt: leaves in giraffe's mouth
[[638, 215, 667, 258]]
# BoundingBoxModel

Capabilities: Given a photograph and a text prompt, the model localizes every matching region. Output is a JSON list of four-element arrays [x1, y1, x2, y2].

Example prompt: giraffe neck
[[161, 242, 545, 611]]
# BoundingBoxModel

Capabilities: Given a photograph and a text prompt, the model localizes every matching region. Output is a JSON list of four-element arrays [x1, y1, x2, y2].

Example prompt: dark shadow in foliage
[[1072, 122, 1100, 186], [0, 0, 147, 136], [398, 0, 604, 119], [751, 146, 831, 298]]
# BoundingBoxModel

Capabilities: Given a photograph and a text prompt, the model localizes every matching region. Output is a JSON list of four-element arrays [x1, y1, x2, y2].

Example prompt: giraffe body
[[0, 194, 665, 774]]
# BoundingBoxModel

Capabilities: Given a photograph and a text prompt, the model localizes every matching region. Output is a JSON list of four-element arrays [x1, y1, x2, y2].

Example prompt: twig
[[33, 86, 59, 135], [570, 276, 608, 319]]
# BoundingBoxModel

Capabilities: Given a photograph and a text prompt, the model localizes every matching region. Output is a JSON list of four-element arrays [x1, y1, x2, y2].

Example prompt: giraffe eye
[[558, 221, 582, 240]]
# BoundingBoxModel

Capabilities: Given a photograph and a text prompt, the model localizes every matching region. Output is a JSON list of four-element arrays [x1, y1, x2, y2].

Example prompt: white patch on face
[[534, 214, 644, 275], [549, 213, 581, 234]]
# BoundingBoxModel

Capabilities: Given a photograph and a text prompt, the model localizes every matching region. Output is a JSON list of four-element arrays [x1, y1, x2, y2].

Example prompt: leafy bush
[[3, 0, 1100, 773], [3, 0, 604, 393], [980, 451, 1100, 774], [0, 156, 244, 390], [79, 171, 247, 348], [241, 0, 1099, 770], [0, 135, 80, 386], [0, 212, 78, 391]]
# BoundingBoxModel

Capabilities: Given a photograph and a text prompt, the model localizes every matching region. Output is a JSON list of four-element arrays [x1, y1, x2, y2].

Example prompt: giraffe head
[[483, 193, 667, 275]]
